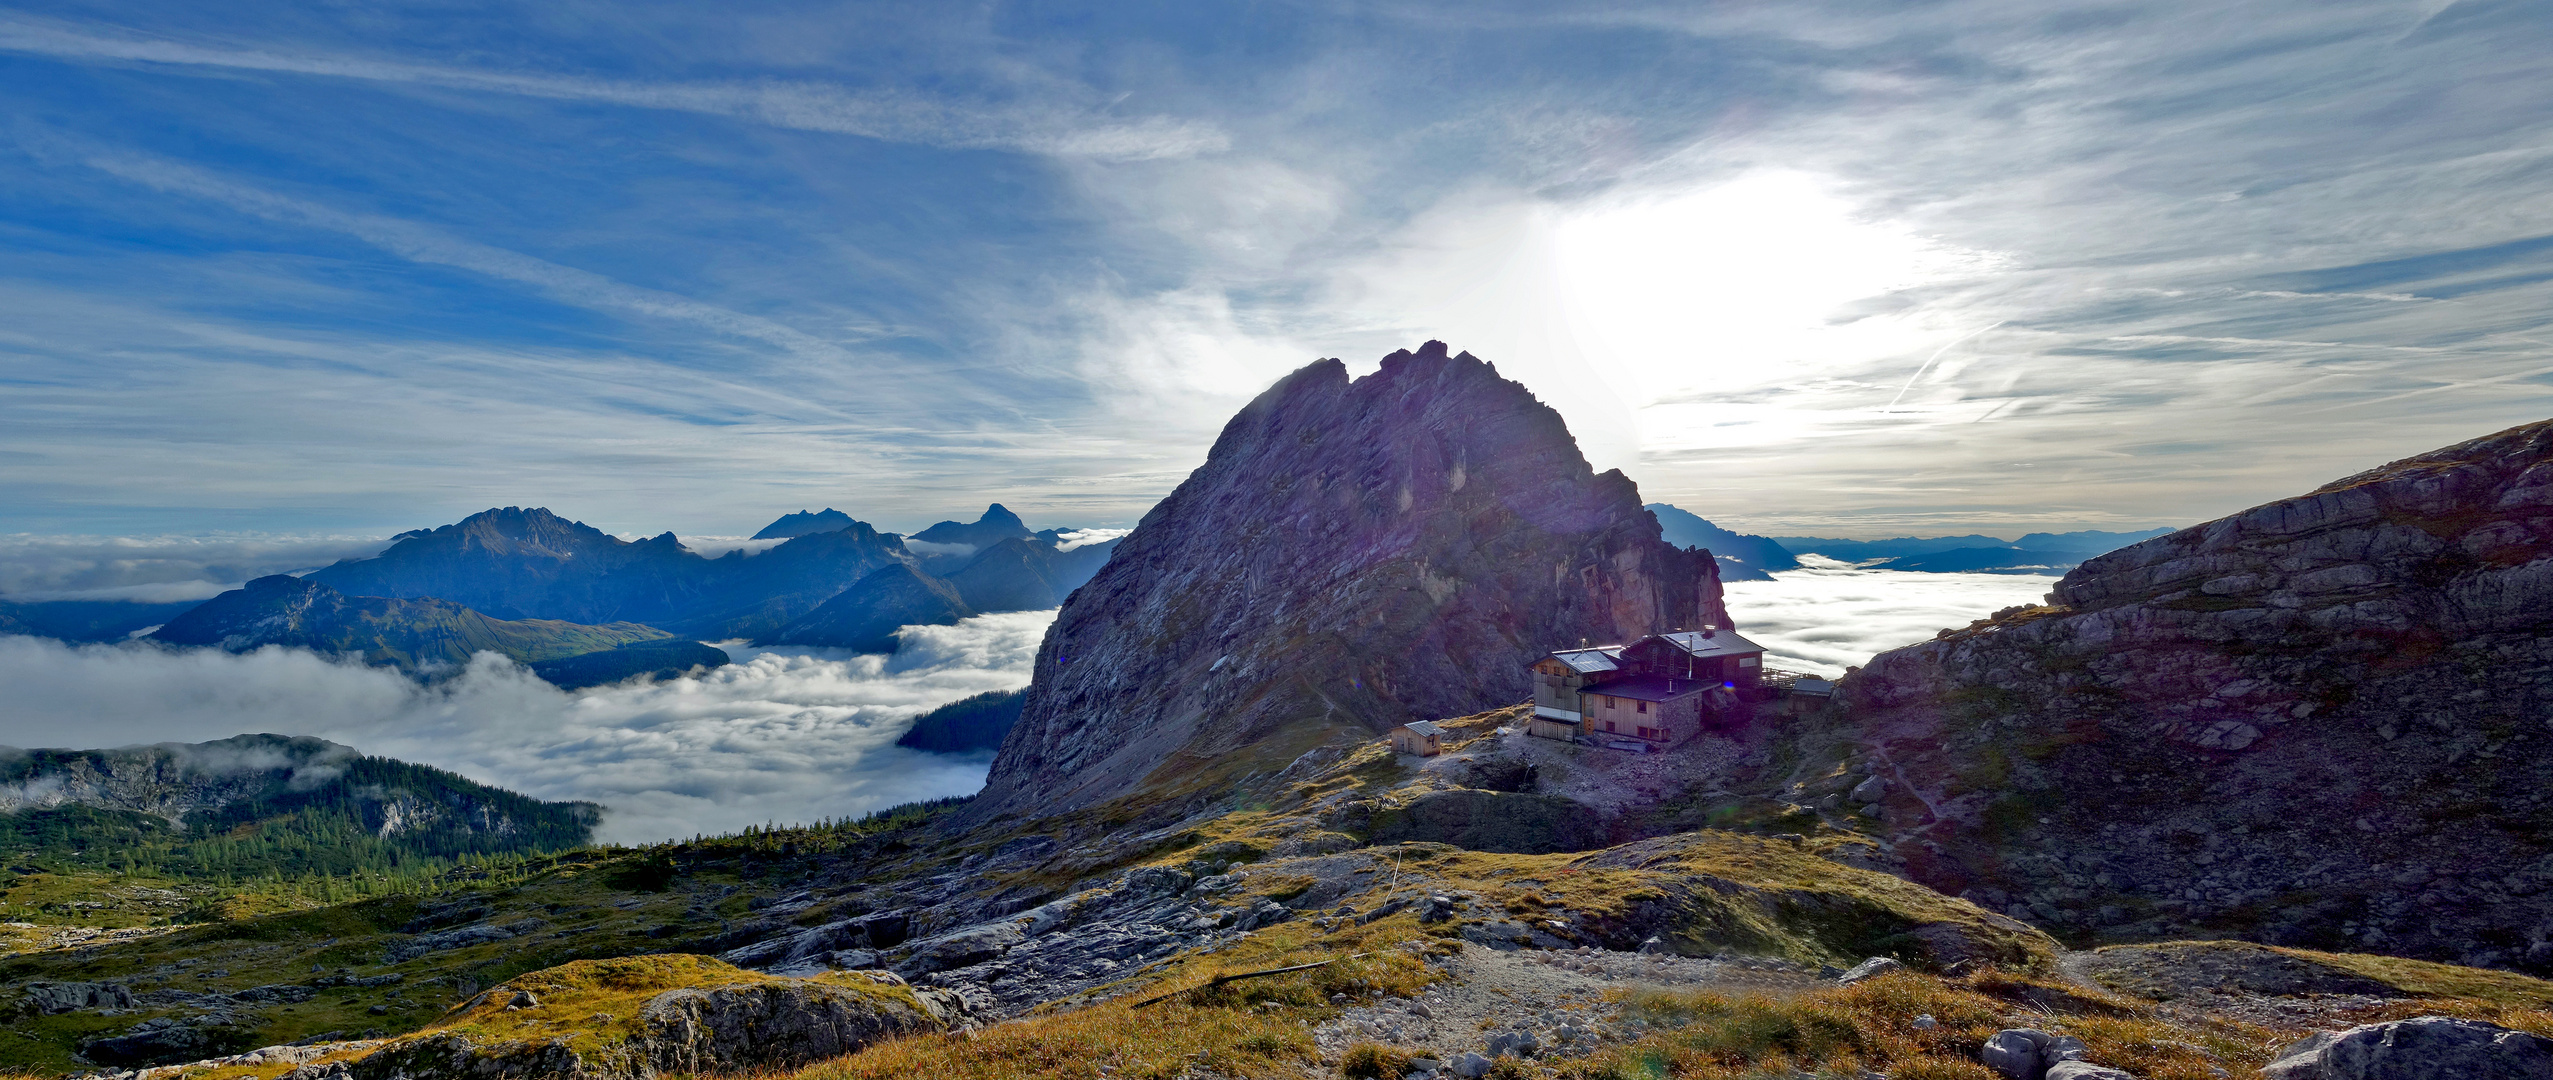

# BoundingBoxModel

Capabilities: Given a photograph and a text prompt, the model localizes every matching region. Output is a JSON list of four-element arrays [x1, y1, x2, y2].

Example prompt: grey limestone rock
[[971, 341, 1726, 820], [637, 978, 962, 1074], [1982, 1028, 2055, 1080], [1834, 417, 2553, 971], [19, 980, 134, 1014], [2262, 1015, 2553, 1079], [2047, 1064, 2140, 1080], [1837, 956, 1905, 984], [894, 922, 1025, 976]]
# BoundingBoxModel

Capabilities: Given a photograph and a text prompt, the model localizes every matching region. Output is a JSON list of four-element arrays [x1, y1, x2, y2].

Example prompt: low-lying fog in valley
[[0, 612, 1050, 844], [0, 552, 2056, 842], [1724, 556, 2061, 677]]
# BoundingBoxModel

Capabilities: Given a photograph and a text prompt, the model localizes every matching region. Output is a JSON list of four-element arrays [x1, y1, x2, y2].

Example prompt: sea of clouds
[[0, 611, 1051, 844], [0, 533, 393, 601], [1722, 555, 2061, 677], [0, 548, 2057, 843]]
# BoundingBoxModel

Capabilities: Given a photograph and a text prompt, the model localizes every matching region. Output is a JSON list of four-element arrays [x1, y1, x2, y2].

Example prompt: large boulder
[[18, 980, 134, 1014], [307, 956, 966, 1080], [637, 976, 965, 1075], [2263, 1015, 2553, 1079]]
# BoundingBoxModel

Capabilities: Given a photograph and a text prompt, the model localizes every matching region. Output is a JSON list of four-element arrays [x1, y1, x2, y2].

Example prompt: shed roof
[[1541, 647, 1624, 674], [1641, 629, 1768, 659], [1399, 720, 1445, 736], [1580, 673, 1730, 703]]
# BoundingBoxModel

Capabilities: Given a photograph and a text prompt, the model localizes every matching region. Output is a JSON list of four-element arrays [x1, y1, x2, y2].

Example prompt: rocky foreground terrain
[[1821, 418, 2553, 974], [7, 714, 2549, 1079]]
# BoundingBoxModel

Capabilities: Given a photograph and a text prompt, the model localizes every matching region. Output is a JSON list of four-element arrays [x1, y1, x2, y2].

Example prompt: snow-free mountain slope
[[1829, 416, 2553, 973], [972, 342, 1727, 820]]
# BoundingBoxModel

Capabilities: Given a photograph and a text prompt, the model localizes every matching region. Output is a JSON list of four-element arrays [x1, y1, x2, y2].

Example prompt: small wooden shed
[[1388, 720, 1446, 757]]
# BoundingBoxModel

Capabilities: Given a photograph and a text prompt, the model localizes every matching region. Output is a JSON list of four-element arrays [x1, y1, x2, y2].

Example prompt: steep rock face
[[1832, 417, 2553, 972], [973, 342, 1725, 819], [153, 575, 669, 675]]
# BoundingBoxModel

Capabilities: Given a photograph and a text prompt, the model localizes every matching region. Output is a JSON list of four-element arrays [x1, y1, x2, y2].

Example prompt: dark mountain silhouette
[[0, 598, 204, 642], [973, 342, 1727, 820], [306, 506, 912, 640], [751, 508, 857, 540], [895, 688, 1026, 753], [759, 563, 974, 653], [911, 504, 1033, 549], [1645, 503, 1800, 581], [152, 575, 669, 677], [1772, 527, 2174, 571], [528, 638, 732, 690]]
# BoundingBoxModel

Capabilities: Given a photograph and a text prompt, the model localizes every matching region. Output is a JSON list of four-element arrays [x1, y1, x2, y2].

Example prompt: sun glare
[[1549, 171, 1993, 412]]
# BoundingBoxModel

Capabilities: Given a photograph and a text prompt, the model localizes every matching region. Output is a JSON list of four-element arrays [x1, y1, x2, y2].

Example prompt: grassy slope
[[7, 708, 2549, 1078]]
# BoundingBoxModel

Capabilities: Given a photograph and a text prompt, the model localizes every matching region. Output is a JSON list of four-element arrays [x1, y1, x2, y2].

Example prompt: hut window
[[1636, 701, 1648, 714]]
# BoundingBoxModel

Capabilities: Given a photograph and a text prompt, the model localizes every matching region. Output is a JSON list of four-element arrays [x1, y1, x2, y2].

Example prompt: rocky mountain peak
[[441, 506, 616, 558], [752, 507, 858, 540], [912, 504, 1035, 549], [969, 344, 1726, 820]]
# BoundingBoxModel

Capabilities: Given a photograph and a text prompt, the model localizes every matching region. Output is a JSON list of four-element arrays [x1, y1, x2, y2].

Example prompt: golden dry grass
[[788, 1000, 1313, 1080], [1551, 971, 2276, 1080]]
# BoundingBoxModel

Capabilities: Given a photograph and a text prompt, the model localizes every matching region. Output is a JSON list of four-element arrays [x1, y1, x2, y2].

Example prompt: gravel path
[[1309, 944, 1825, 1072]]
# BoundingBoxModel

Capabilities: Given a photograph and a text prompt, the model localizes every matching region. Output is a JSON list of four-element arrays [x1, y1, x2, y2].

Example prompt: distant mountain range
[[1646, 504, 1802, 581], [1644, 504, 2173, 577], [152, 573, 675, 676], [0, 503, 1121, 689]]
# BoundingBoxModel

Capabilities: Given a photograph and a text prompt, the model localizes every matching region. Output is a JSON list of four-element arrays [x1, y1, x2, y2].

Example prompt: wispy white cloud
[[0, 17, 1225, 162]]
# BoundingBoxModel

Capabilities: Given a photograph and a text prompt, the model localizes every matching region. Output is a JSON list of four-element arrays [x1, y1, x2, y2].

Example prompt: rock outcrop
[[2263, 1015, 2553, 1079], [280, 957, 966, 1080], [1831, 417, 2553, 971], [972, 343, 1725, 819]]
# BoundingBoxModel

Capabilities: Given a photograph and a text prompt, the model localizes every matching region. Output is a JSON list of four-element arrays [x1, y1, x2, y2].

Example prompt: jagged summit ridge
[[972, 342, 1726, 819]]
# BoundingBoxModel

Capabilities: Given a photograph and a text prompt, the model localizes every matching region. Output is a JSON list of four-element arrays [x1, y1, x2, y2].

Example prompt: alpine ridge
[[1828, 416, 2553, 973], [971, 342, 1727, 820]]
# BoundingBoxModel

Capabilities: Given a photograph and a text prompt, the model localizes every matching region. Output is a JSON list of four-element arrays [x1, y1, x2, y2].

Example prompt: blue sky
[[4, 0, 2552, 542]]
